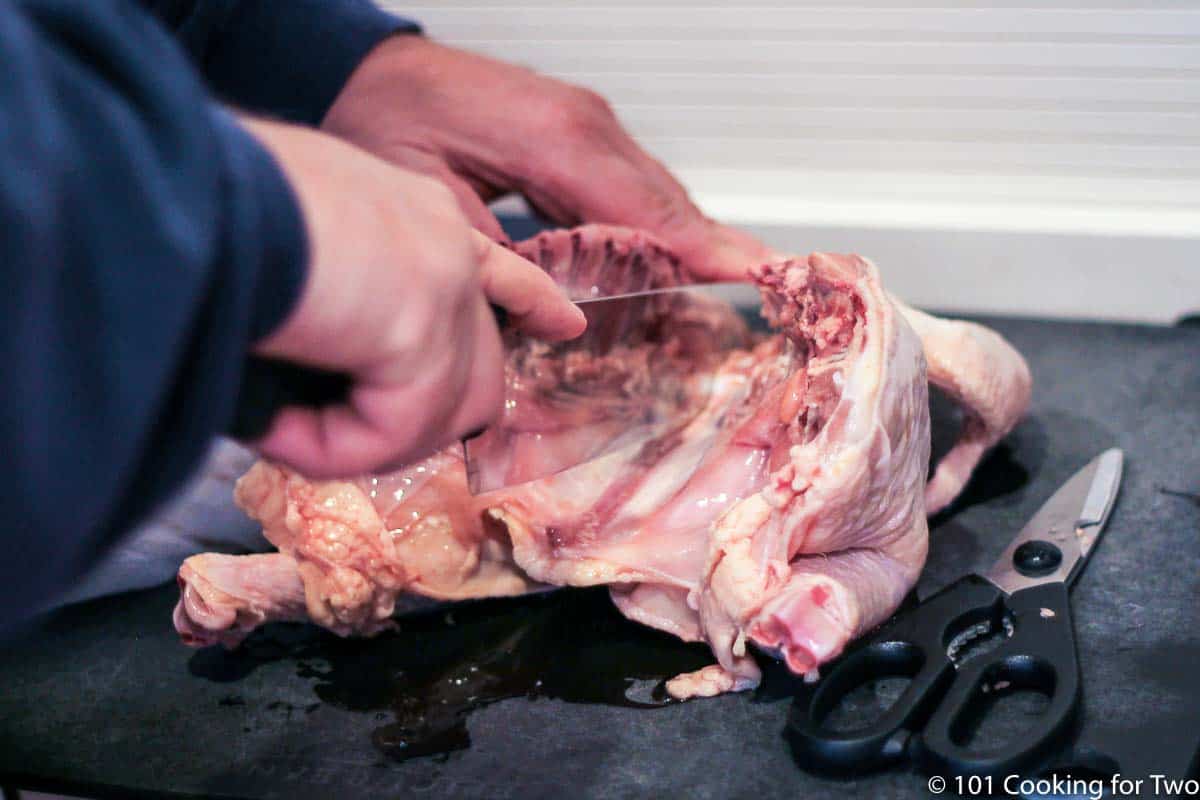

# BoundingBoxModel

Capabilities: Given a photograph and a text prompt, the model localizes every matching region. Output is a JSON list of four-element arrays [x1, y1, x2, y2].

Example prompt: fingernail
[[570, 302, 588, 334]]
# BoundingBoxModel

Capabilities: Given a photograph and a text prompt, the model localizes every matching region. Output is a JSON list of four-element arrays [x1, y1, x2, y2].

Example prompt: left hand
[[321, 35, 774, 283]]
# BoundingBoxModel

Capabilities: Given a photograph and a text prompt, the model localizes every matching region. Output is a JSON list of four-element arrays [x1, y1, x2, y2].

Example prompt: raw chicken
[[464, 239, 752, 493], [174, 225, 1031, 697]]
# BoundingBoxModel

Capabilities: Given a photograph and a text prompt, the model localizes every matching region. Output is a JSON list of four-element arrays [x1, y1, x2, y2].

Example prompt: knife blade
[[463, 282, 746, 494]]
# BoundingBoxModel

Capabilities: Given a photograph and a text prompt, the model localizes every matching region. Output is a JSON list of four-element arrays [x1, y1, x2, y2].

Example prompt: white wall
[[384, 2, 1200, 322]]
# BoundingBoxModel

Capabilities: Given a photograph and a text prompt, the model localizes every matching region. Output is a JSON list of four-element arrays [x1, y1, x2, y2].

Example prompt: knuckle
[[546, 85, 615, 136], [643, 190, 696, 235], [425, 176, 463, 211], [397, 168, 461, 212], [570, 85, 613, 116]]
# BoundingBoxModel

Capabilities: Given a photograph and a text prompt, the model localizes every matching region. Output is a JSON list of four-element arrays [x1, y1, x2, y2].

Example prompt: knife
[[462, 282, 746, 494]]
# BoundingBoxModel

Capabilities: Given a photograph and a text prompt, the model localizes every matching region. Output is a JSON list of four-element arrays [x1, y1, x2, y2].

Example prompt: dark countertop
[[1, 316, 1198, 800]]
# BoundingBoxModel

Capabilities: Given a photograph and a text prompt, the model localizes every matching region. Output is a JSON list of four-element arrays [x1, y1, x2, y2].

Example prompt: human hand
[[321, 36, 775, 283], [240, 117, 586, 478]]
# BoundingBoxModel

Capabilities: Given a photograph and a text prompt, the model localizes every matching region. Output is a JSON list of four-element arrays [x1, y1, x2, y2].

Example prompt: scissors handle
[[914, 580, 1080, 777], [788, 575, 1000, 773], [788, 575, 1080, 777]]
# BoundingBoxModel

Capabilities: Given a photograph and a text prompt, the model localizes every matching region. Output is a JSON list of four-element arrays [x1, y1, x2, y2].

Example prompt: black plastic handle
[[913, 581, 1080, 777], [788, 575, 1080, 778], [490, 303, 509, 329], [788, 575, 1003, 774], [228, 357, 352, 441]]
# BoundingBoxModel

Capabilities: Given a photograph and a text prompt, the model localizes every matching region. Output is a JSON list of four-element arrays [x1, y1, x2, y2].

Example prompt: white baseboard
[[738, 219, 1197, 325], [692, 169, 1199, 324], [495, 169, 1199, 324]]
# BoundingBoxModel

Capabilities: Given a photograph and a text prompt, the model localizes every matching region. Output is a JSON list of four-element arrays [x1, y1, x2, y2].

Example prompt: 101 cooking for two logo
[[926, 773, 1200, 797]]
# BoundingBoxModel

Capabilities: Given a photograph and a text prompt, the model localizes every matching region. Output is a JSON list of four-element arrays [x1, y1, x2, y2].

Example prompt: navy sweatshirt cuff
[[208, 109, 309, 341], [202, 0, 420, 126]]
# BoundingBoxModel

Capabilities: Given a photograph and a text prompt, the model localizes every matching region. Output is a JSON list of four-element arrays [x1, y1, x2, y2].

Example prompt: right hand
[[240, 117, 586, 479]]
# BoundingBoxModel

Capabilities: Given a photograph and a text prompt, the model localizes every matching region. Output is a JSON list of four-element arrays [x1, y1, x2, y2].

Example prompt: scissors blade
[[983, 448, 1124, 595]]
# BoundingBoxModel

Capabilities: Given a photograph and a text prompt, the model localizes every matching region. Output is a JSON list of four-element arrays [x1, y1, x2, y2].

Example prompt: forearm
[[0, 0, 308, 628], [141, 0, 420, 125]]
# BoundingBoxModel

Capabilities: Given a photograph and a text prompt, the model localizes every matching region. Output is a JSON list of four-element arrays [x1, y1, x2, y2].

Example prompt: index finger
[[474, 230, 587, 342], [519, 137, 775, 283]]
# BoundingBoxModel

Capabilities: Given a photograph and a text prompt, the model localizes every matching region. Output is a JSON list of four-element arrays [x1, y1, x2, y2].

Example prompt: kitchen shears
[[788, 448, 1124, 778]]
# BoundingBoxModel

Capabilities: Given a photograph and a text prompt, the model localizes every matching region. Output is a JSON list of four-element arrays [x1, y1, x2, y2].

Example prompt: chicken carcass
[[174, 225, 1031, 697]]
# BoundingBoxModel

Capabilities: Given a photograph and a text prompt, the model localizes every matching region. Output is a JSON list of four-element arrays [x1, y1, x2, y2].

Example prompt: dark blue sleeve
[[0, 0, 310, 630], [143, 0, 421, 125]]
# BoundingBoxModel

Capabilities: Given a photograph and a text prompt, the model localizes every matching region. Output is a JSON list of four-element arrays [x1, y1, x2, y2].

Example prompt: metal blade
[[572, 282, 746, 305], [984, 448, 1124, 595], [463, 283, 745, 494]]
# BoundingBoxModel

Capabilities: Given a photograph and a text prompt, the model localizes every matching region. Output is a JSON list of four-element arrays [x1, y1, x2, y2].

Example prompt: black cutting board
[[1, 316, 1198, 800]]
